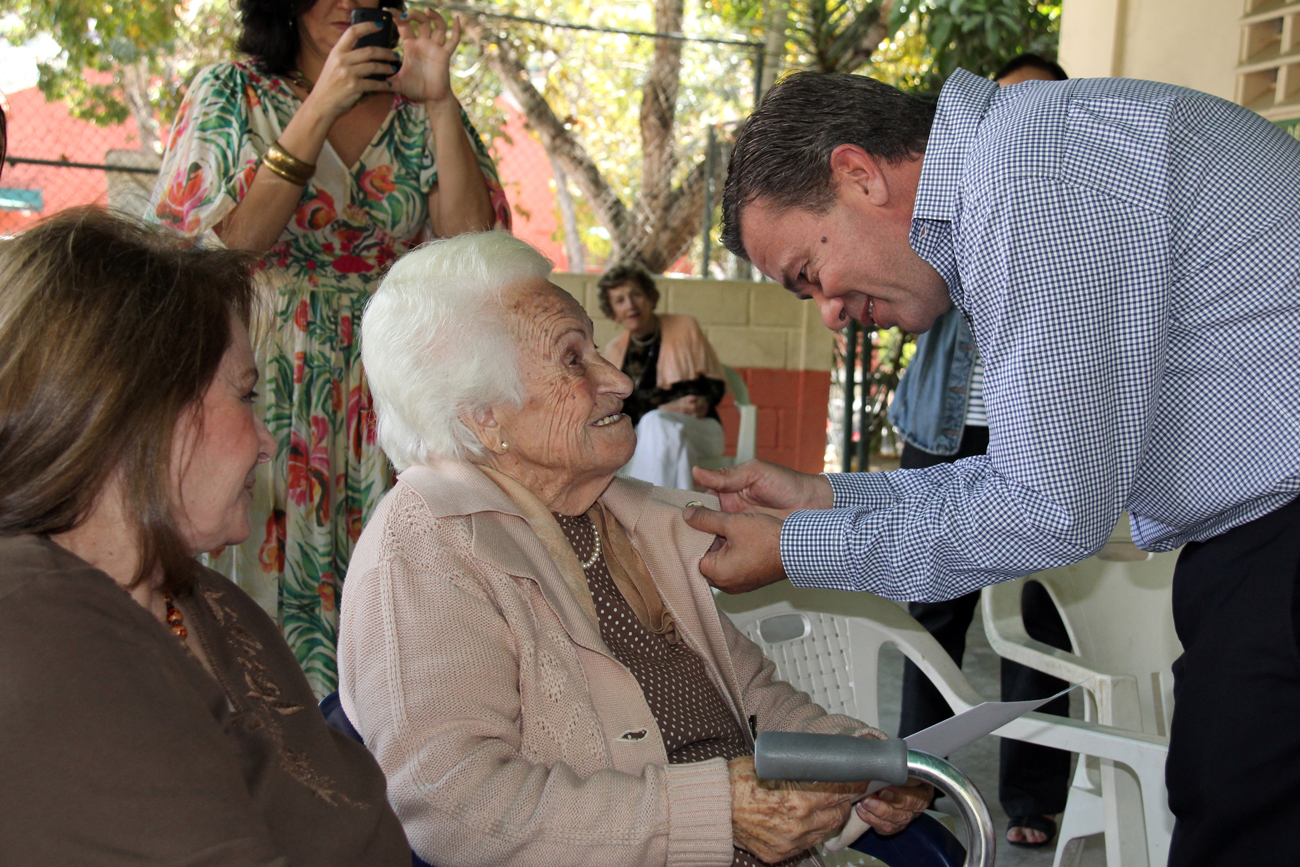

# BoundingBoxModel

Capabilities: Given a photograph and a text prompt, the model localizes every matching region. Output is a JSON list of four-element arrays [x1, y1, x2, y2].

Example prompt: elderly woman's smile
[[468, 277, 635, 514]]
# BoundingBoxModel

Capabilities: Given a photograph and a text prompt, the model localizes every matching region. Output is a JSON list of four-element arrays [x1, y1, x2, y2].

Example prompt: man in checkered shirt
[[683, 69, 1300, 866]]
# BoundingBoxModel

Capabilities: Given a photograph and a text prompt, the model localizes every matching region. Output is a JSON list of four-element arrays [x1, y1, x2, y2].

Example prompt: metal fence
[[827, 322, 915, 472], [1, 8, 761, 279]]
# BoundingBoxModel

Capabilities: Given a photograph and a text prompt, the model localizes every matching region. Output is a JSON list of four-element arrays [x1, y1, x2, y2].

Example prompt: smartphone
[[351, 7, 400, 80]]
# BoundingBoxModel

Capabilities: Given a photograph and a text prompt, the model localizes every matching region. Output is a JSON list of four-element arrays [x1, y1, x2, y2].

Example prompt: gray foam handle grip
[[754, 732, 909, 785]]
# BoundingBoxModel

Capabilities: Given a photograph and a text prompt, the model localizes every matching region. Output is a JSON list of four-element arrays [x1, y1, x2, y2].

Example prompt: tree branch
[[467, 18, 632, 246]]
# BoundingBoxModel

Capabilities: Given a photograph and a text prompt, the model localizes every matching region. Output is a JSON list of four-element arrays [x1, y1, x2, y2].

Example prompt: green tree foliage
[[906, 0, 1061, 91], [464, 0, 755, 270], [0, 0, 237, 151]]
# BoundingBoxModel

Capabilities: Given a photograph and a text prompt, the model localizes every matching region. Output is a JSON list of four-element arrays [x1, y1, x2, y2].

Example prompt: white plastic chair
[[981, 515, 1181, 867], [714, 582, 1171, 867], [696, 365, 757, 470]]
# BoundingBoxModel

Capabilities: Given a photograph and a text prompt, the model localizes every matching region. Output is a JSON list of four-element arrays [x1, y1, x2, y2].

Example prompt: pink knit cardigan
[[339, 460, 879, 867]]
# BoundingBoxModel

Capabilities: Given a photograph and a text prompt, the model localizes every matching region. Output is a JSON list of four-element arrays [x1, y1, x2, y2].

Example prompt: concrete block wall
[[552, 273, 837, 473]]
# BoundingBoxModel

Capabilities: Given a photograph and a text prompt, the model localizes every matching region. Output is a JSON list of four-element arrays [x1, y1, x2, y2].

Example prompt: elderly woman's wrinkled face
[[494, 280, 635, 493]]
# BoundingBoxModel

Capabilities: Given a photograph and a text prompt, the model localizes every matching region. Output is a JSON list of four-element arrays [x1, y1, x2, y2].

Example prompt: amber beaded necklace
[[162, 592, 187, 640]]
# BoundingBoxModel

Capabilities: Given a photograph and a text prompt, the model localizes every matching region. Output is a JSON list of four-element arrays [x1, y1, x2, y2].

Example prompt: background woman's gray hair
[[361, 231, 553, 470]]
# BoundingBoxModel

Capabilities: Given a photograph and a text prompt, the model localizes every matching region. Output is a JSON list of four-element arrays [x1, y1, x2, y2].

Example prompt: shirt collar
[[913, 68, 1000, 223]]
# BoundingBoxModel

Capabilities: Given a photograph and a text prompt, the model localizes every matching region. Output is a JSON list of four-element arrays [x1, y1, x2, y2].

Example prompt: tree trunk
[[120, 59, 160, 154], [468, 19, 631, 250], [760, 0, 789, 98], [466, 13, 721, 273], [548, 154, 586, 273], [638, 0, 684, 246]]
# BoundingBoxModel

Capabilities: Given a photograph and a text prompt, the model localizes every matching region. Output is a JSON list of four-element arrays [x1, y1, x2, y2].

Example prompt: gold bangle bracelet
[[262, 157, 310, 186], [263, 141, 315, 186]]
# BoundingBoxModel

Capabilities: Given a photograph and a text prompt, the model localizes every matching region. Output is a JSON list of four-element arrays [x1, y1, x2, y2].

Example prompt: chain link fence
[[0, 86, 155, 236], [2, 9, 761, 280]]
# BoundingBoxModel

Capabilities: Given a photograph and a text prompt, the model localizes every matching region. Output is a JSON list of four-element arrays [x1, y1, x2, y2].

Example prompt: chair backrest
[[723, 365, 750, 405], [984, 515, 1181, 736], [319, 692, 438, 867], [717, 581, 1175, 867], [721, 365, 758, 465], [700, 366, 758, 470], [714, 586, 986, 867], [714, 585, 985, 729]]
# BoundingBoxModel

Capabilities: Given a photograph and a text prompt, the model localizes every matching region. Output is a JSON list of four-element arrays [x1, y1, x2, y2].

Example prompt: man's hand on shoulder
[[683, 504, 787, 594], [691, 460, 833, 519]]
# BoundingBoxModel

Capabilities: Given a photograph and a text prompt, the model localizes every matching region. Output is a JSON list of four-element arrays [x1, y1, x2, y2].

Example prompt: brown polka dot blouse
[[555, 513, 806, 867]]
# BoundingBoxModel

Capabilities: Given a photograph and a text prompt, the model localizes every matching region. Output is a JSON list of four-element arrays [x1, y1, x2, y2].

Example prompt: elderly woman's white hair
[[361, 231, 553, 470]]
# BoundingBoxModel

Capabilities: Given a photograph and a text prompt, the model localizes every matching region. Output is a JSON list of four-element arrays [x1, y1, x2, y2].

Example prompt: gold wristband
[[263, 141, 315, 186]]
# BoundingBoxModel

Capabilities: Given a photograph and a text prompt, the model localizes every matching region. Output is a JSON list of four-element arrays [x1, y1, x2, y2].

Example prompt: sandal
[[1006, 814, 1057, 848]]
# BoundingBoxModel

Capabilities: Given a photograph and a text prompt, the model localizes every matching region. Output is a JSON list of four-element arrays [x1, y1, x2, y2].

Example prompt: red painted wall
[[716, 368, 831, 475], [0, 86, 142, 235]]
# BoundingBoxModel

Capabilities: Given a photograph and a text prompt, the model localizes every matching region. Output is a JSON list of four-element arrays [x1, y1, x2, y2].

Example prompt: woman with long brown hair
[[0, 208, 408, 864]]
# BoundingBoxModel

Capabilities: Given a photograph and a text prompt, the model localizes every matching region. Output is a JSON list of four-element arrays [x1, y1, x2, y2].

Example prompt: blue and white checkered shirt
[[782, 70, 1300, 602]]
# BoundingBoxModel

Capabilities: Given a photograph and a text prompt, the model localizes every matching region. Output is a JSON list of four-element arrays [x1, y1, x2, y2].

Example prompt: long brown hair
[[0, 208, 257, 591]]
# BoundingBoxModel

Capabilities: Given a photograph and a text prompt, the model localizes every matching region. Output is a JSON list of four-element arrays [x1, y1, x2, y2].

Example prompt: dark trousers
[[1166, 496, 1300, 867], [898, 427, 1072, 817]]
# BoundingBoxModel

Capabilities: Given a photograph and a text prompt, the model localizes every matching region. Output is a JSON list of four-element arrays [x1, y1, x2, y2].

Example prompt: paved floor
[[867, 610, 1107, 867]]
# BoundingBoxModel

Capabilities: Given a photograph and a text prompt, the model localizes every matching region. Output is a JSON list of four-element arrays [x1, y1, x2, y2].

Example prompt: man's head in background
[[994, 53, 1068, 86]]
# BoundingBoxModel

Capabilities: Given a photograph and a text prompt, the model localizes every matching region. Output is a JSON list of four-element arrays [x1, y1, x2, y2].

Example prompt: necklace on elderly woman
[[579, 527, 602, 570], [162, 592, 188, 640]]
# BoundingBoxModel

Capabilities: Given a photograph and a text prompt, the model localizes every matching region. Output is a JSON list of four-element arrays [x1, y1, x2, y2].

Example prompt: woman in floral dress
[[149, 0, 509, 696]]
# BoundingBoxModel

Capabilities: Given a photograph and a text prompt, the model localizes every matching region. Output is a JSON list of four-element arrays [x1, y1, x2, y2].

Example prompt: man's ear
[[829, 144, 889, 207], [461, 406, 505, 455]]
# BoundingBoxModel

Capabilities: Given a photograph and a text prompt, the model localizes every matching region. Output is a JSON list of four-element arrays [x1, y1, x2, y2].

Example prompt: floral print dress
[[149, 60, 510, 696]]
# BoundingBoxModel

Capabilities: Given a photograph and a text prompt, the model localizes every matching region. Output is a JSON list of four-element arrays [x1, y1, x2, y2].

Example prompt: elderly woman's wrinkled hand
[[854, 778, 935, 836], [728, 756, 863, 863]]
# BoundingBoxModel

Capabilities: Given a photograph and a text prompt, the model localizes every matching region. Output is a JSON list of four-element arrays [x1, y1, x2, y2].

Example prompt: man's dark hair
[[236, 0, 406, 74], [993, 53, 1068, 83], [596, 261, 660, 320], [720, 72, 936, 261]]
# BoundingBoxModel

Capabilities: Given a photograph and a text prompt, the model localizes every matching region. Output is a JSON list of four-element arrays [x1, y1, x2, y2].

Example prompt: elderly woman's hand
[[854, 779, 935, 836], [729, 756, 863, 863]]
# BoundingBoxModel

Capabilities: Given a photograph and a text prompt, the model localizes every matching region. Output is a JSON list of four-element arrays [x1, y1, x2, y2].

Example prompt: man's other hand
[[691, 460, 833, 519]]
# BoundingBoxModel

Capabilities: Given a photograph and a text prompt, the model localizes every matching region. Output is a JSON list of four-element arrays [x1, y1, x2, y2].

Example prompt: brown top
[[0, 534, 409, 867]]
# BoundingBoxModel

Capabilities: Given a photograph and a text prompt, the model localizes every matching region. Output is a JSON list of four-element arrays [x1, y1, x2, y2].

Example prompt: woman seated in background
[[0, 209, 408, 865], [599, 262, 730, 489], [339, 231, 931, 867]]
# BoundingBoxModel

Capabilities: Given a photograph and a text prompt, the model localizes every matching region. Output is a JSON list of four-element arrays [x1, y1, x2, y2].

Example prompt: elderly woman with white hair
[[337, 231, 931, 867]]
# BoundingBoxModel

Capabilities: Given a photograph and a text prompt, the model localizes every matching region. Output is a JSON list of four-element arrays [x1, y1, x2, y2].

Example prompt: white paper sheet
[[822, 683, 1081, 852]]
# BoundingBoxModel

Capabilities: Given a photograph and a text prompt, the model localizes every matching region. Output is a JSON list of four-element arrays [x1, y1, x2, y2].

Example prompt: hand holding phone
[[351, 7, 400, 81]]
